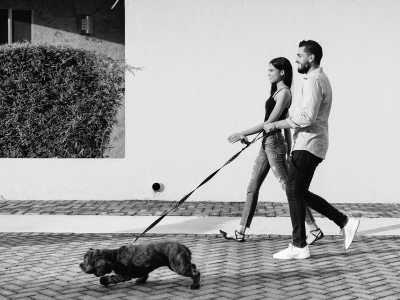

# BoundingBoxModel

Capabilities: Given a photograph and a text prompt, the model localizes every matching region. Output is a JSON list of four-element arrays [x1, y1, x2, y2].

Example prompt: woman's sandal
[[306, 228, 324, 245], [219, 229, 246, 242]]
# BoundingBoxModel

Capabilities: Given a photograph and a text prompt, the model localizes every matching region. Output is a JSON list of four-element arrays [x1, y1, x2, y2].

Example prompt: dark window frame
[[0, 8, 32, 45]]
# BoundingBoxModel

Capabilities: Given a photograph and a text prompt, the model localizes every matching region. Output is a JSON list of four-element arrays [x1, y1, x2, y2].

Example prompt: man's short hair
[[299, 40, 323, 65]]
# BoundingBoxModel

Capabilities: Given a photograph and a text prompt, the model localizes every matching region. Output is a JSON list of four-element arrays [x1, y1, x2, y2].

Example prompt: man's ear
[[309, 54, 315, 64]]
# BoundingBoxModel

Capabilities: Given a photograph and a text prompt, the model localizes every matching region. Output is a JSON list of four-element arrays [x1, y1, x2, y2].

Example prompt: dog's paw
[[190, 271, 200, 289], [100, 276, 110, 287], [190, 283, 200, 290]]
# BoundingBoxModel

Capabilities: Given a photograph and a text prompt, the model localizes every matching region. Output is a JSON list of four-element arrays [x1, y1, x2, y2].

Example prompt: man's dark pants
[[286, 150, 348, 247]]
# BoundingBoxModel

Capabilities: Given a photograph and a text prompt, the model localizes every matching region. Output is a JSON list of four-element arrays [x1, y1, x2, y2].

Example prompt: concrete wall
[[126, 0, 400, 204], [0, 0, 399, 202]]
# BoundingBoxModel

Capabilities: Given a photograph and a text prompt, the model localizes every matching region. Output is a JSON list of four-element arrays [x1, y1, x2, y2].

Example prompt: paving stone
[[0, 200, 398, 217], [0, 233, 399, 299]]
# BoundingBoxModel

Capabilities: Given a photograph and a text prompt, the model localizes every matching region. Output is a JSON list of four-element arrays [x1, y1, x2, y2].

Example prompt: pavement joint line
[[2, 215, 400, 236], [1, 200, 400, 218]]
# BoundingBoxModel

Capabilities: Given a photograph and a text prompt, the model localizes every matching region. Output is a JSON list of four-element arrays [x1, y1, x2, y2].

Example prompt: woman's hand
[[228, 132, 248, 144], [263, 123, 276, 134]]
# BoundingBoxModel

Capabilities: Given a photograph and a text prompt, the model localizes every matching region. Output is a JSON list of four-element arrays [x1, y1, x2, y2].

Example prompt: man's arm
[[287, 77, 323, 128], [264, 77, 323, 133]]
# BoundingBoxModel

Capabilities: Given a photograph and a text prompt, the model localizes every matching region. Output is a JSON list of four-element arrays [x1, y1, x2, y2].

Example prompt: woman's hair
[[269, 57, 293, 98]]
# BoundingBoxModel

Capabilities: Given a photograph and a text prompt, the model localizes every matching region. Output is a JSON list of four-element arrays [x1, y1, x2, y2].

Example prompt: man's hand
[[228, 133, 248, 144]]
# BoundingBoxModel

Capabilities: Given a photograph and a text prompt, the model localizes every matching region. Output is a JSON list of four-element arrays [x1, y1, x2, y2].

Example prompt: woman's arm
[[264, 90, 291, 124], [228, 90, 291, 143]]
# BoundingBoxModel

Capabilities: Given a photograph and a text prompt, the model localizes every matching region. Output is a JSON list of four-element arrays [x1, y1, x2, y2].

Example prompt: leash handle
[[241, 138, 251, 146]]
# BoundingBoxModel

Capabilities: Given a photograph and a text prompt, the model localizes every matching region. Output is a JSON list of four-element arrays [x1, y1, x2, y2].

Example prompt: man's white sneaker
[[273, 244, 310, 259], [343, 217, 360, 250]]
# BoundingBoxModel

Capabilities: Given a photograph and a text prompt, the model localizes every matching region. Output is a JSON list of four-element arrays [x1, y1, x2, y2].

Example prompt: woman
[[220, 57, 323, 244]]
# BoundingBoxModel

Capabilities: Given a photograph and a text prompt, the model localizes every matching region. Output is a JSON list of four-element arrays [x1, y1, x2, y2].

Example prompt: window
[[13, 10, 31, 42], [0, 9, 32, 45], [0, 9, 8, 44]]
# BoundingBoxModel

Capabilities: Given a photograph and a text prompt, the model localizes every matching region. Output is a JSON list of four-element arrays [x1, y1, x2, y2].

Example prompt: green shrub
[[0, 43, 124, 158]]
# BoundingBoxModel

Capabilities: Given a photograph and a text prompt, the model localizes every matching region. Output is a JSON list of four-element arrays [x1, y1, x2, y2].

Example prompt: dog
[[79, 241, 200, 289]]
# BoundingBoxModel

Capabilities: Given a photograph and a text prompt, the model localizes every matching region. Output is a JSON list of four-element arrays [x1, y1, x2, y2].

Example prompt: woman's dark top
[[263, 87, 291, 139], [264, 87, 291, 122]]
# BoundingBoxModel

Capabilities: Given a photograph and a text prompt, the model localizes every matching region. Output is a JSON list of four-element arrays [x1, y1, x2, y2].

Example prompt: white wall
[[2, 0, 399, 202]]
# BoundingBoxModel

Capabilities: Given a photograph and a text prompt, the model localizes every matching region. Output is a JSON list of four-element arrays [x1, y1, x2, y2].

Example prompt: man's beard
[[298, 63, 310, 74]]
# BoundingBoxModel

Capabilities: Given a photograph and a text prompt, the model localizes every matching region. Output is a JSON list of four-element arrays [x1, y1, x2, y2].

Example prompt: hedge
[[0, 43, 124, 158]]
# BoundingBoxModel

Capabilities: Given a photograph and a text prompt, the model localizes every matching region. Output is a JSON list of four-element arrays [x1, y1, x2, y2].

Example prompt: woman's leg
[[265, 136, 288, 190], [305, 208, 318, 229], [239, 146, 270, 230]]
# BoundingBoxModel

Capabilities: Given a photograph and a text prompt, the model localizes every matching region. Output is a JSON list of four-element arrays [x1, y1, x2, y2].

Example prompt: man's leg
[[285, 150, 358, 251], [305, 191, 347, 228], [305, 190, 360, 250], [272, 150, 318, 259], [285, 150, 320, 248], [265, 136, 323, 244]]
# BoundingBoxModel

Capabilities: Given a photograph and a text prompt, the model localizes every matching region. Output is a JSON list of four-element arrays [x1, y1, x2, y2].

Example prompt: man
[[263, 40, 360, 259]]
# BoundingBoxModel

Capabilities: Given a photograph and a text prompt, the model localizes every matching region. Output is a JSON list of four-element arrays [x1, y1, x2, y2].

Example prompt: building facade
[[0, 0, 124, 60]]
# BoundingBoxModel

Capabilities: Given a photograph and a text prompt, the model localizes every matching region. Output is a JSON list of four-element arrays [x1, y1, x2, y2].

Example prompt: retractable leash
[[133, 132, 264, 243]]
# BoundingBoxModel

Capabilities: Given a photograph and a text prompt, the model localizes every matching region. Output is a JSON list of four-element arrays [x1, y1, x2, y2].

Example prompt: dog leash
[[133, 132, 264, 242]]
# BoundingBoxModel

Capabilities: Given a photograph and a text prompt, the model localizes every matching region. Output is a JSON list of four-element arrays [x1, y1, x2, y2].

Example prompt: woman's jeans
[[240, 132, 316, 228], [286, 150, 348, 247]]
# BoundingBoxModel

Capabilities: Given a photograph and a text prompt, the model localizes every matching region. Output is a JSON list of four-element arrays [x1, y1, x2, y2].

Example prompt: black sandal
[[219, 229, 246, 242], [307, 228, 324, 245]]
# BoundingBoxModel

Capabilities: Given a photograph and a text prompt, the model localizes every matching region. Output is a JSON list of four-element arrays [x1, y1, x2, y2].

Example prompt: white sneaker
[[342, 217, 360, 250], [273, 243, 310, 259]]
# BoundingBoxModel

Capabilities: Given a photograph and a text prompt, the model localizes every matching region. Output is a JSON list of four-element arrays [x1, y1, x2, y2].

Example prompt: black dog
[[80, 241, 200, 289]]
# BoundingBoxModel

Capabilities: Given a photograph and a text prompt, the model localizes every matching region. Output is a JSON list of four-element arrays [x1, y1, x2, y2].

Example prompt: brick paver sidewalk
[[0, 200, 399, 217], [1, 233, 399, 299]]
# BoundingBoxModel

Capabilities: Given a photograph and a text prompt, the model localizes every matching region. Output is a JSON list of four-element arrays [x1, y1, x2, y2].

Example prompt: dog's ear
[[85, 249, 99, 261], [86, 249, 94, 260]]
